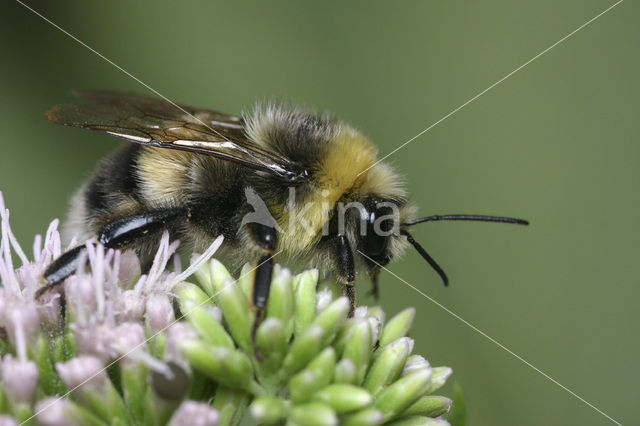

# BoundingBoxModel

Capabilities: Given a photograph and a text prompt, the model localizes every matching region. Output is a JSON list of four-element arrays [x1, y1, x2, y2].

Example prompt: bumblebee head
[[355, 195, 410, 268], [346, 162, 414, 272], [351, 163, 528, 287]]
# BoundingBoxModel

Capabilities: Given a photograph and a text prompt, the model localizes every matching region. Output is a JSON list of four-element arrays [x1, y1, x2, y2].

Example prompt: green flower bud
[[386, 416, 451, 426], [256, 317, 287, 372], [288, 346, 337, 404], [215, 277, 254, 354], [379, 308, 415, 347], [315, 287, 335, 312], [249, 396, 288, 425], [333, 321, 355, 356], [288, 369, 318, 404], [333, 358, 357, 384], [402, 395, 452, 418], [367, 315, 382, 346], [290, 402, 338, 426], [366, 306, 385, 325], [307, 347, 336, 388], [209, 259, 233, 292], [213, 386, 249, 426], [266, 265, 295, 340], [423, 367, 452, 394], [281, 325, 323, 377], [340, 319, 373, 384], [312, 297, 350, 346], [181, 303, 234, 349], [174, 282, 210, 309], [312, 384, 373, 413], [364, 337, 413, 396], [343, 407, 385, 426], [403, 355, 430, 375], [237, 262, 255, 302], [193, 260, 215, 296], [181, 340, 260, 394], [293, 269, 319, 336], [374, 368, 432, 421]]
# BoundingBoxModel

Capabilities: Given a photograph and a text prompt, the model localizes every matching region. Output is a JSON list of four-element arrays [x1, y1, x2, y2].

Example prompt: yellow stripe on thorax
[[275, 126, 378, 256]]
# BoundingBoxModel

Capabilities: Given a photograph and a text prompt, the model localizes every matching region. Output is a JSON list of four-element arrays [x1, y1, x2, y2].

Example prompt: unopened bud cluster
[[180, 260, 453, 425], [0, 192, 452, 425]]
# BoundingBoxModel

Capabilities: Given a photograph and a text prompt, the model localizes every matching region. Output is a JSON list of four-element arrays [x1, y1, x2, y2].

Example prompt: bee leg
[[335, 235, 356, 317], [247, 223, 277, 360], [97, 208, 188, 249], [36, 244, 89, 298], [37, 208, 188, 298]]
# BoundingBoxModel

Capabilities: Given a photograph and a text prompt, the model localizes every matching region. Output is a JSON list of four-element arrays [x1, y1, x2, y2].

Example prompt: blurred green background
[[1, 1, 638, 424]]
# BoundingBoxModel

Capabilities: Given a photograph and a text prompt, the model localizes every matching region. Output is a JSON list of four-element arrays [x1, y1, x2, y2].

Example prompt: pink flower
[[2, 300, 39, 361], [56, 356, 107, 391], [145, 293, 175, 333], [168, 401, 219, 426], [35, 397, 81, 426], [0, 415, 18, 426], [1, 355, 38, 404], [165, 322, 198, 368]]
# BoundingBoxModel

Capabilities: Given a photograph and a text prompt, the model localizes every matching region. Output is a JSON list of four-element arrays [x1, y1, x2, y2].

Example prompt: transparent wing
[[46, 90, 307, 181]]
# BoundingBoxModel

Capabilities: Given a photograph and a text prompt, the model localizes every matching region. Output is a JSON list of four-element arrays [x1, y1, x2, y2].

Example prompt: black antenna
[[400, 229, 448, 287], [403, 214, 529, 227]]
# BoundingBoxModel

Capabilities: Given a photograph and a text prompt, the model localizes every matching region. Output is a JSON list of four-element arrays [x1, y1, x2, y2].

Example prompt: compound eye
[[363, 205, 393, 258]]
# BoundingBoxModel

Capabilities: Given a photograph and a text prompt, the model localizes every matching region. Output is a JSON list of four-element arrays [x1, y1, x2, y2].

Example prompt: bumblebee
[[40, 90, 528, 340]]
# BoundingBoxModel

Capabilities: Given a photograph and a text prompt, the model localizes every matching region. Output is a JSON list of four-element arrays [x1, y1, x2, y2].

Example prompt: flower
[[178, 258, 454, 425], [0, 191, 453, 425], [168, 401, 220, 426]]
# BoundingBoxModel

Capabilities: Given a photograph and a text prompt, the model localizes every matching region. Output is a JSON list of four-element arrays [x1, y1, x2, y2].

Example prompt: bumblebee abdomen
[[64, 144, 147, 242], [85, 144, 143, 212]]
